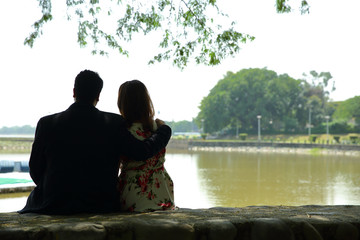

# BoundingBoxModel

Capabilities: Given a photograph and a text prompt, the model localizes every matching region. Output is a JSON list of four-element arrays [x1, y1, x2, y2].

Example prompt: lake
[[1, 150, 360, 212]]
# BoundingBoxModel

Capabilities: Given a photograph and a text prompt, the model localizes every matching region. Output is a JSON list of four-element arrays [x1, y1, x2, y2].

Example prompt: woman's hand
[[155, 118, 165, 127]]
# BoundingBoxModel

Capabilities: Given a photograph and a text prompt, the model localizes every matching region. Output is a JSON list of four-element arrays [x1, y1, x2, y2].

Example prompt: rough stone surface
[[1, 205, 360, 240]]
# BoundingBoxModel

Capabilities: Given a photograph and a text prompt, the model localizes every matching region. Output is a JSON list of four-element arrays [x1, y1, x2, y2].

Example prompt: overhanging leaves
[[24, 0, 309, 68]]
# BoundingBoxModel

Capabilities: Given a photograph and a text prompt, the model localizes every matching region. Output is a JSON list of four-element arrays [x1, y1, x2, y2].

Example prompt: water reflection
[[166, 150, 360, 208], [164, 151, 212, 208], [1, 151, 360, 212], [0, 192, 29, 213]]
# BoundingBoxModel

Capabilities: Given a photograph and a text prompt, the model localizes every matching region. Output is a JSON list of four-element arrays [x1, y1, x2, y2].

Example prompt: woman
[[117, 80, 175, 212]]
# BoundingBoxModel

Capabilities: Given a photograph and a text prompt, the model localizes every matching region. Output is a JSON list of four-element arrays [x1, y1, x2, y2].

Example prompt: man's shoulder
[[99, 110, 120, 117], [98, 110, 126, 126], [99, 110, 123, 120], [38, 111, 65, 124]]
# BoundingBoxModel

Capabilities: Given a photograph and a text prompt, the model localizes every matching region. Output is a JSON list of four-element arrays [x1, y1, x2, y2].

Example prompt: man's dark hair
[[74, 70, 103, 102]]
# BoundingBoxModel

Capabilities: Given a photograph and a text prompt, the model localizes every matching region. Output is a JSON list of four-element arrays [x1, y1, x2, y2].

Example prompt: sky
[[1, 0, 359, 128]]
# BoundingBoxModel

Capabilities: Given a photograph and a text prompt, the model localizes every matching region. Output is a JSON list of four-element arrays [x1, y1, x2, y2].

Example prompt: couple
[[19, 70, 175, 214]]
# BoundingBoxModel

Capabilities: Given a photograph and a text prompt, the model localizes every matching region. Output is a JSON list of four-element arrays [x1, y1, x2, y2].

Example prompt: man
[[19, 70, 171, 214]]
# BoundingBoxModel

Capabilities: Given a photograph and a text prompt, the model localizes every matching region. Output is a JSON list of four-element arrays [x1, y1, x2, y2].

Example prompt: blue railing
[[0, 160, 29, 173]]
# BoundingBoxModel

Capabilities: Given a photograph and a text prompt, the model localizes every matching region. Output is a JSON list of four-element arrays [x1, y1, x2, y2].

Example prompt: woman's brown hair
[[117, 80, 155, 131]]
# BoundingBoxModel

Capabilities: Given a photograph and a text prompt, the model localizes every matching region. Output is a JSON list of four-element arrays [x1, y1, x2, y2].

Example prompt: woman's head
[[118, 80, 155, 130]]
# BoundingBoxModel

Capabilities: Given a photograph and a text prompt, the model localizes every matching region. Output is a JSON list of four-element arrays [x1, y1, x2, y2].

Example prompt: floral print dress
[[118, 122, 175, 212]]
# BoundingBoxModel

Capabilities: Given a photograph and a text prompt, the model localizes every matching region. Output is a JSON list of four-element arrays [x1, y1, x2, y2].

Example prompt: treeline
[[165, 120, 199, 133], [0, 122, 199, 135], [194, 68, 360, 136], [0, 125, 35, 135]]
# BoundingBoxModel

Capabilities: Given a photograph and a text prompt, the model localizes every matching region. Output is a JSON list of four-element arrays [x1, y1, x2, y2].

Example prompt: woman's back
[[118, 122, 175, 212]]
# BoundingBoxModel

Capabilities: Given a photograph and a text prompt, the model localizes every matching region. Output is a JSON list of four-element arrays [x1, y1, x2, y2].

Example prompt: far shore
[[1, 136, 360, 156], [167, 139, 360, 156]]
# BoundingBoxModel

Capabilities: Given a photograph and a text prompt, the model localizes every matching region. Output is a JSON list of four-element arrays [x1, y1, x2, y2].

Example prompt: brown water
[[1, 150, 360, 212], [165, 150, 360, 208]]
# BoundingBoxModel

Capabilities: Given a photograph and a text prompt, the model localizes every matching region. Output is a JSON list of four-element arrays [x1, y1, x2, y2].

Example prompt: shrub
[[201, 133, 207, 140], [330, 121, 352, 134], [239, 133, 248, 140], [349, 135, 358, 144], [309, 135, 317, 143]]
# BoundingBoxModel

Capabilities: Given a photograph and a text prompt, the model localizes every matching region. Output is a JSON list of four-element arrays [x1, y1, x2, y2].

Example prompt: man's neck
[[74, 99, 98, 106]]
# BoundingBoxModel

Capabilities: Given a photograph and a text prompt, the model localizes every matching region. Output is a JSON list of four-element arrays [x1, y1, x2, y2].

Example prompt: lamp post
[[308, 108, 312, 136], [236, 121, 239, 139], [325, 115, 330, 143], [257, 115, 261, 142], [201, 119, 204, 134], [235, 97, 239, 139]]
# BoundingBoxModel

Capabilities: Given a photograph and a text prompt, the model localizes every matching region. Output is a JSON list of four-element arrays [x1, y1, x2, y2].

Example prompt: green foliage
[[333, 96, 360, 127], [0, 125, 35, 135], [349, 135, 358, 144], [329, 121, 354, 134], [25, 0, 256, 68], [276, 0, 310, 14], [300, 70, 335, 128], [200, 133, 207, 140], [166, 120, 199, 132], [333, 135, 340, 143], [309, 135, 317, 143], [196, 68, 305, 134], [239, 133, 247, 140], [196, 68, 340, 135], [24, 0, 311, 68]]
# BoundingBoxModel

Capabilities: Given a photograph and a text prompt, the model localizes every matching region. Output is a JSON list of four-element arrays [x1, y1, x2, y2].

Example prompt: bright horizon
[[1, 0, 359, 128]]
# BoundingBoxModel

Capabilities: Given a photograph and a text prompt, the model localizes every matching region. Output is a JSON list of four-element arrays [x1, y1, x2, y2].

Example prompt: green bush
[[309, 135, 317, 143], [239, 133, 248, 141], [349, 135, 358, 144], [330, 121, 353, 134], [201, 133, 207, 140], [333, 135, 340, 143]]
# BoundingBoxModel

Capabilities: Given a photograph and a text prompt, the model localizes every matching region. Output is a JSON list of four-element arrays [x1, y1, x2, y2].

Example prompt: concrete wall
[[188, 141, 360, 151], [167, 139, 360, 155], [1, 206, 359, 240]]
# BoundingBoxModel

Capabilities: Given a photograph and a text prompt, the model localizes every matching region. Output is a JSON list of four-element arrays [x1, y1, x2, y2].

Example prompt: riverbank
[[0, 172, 34, 194], [2, 137, 360, 156], [0, 137, 32, 153], [167, 139, 360, 156], [1, 205, 359, 240]]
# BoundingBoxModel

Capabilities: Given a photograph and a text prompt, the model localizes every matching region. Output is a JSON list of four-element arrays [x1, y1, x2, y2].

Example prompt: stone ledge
[[1, 206, 359, 240]]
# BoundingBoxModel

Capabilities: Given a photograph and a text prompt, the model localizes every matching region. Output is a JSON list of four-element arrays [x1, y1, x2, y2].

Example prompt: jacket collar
[[68, 102, 98, 111]]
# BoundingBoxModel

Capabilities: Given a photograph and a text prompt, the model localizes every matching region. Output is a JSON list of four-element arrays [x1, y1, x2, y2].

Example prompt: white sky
[[0, 0, 359, 128]]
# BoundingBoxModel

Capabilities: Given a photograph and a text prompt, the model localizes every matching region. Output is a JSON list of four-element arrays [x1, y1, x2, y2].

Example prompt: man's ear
[[93, 94, 100, 106], [73, 88, 76, 98]]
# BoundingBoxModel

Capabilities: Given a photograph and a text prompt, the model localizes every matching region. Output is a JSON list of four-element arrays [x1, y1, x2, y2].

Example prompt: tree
[[196, 89, 231, 133], [196, 68, 304, 134], [333, 96, 360, 130], [276, 0, 310, 14], [166, 120, 199, 132], [300, 70, 335, 128], [25, 0, 309, 68], [0, 125, 35, 135], [264, 74, 303, 132]]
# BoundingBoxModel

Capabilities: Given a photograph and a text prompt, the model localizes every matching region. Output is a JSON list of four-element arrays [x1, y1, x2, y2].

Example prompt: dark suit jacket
[[19, 102, 171, 214]]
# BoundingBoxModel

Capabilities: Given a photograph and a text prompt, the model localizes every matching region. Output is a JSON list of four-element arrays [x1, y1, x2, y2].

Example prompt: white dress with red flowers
[[118, 122, 175, 212]]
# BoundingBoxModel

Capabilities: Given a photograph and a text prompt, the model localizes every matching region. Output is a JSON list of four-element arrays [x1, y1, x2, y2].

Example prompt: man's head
[[73, 70, 103, 104]]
